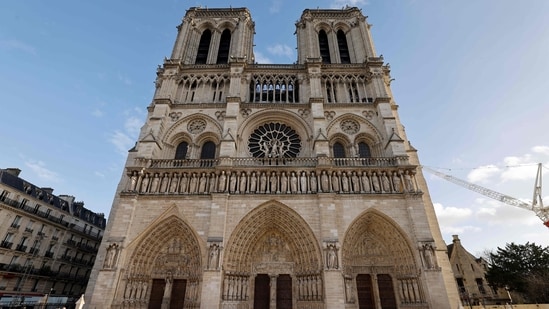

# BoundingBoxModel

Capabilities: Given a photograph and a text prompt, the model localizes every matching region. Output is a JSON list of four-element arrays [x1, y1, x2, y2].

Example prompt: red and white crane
[[422, 163, 548, 228]]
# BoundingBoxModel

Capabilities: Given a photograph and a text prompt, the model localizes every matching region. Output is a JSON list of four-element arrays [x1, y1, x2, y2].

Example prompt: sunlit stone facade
[[85, 7, 459, 309]]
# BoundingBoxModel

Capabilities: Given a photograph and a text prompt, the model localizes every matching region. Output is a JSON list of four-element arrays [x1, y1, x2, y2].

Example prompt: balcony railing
[[140, 156, 409, 169], [15, 244, 27, 252], [0, 241, 13, 249]]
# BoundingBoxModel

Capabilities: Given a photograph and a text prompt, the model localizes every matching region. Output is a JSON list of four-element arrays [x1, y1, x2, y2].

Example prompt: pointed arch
[[216, 29, 231, 64], [342, 210, 417, 275], [337, 29, 350, 63], [318, 29, 331, 64], [126, 215, 203, 279], [224, 201, 322, 274], [196, 29, 212, 64]]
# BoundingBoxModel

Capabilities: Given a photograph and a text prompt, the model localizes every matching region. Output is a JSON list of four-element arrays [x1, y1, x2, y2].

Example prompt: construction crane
[[422, 163, 549, 228]]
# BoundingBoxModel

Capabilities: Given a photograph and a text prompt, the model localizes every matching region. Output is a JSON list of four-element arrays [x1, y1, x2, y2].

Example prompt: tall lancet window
[[337, 30, 350, 63], [217, 29, 231, 64], [318, 30, 331, 64], [196, 29, 212, 64]]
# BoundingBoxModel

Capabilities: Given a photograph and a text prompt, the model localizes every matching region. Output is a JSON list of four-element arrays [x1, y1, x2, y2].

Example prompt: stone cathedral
[[85, 7, 459, 309]]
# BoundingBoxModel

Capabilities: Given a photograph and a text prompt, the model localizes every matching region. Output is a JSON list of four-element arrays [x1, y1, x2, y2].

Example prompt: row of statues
[[127, 169, 417, 195], [296, 274, 323, 301], [223, 273, 249, 301]]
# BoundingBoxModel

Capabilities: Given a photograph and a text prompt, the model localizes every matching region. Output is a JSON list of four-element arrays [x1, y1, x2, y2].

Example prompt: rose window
[[248, 122, 301, 158]]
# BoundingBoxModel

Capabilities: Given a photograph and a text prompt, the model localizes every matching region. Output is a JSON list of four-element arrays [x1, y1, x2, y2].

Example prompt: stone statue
[[218, 171, 227, 192], [371, 172, 380, 192], [160, 173, 169, 193], [208, 243, 220, 270], [392, 171, 401, 193], [270, 172, 278, 193], [129, 171, 138, 191], [249, 172, 257, 193], [331, 172, 340, 192], [361, 171, 370, 192], [300, 171, 308, 193], [150, 173, 160, 193], [140, 173, 150, 193], [209, 172, 217, 193], [280, 172, 288, 193], [351, 172, 360, 193], [198, 172, 207, 193], [239, 172, 247, 193], [189, 172, 198, 193], [310, 171, 317, 193], [180, 172, 189, 193], [405, 170, 414, 192], [326, 244, 338, 269], [381, 172, 390, 192], [259, 172, 267, 193], [320, 171, 329, 192], [341, 172, 349, 192], [229, 172, 237, 193], [169, 173, 179, 193], [290, 172, 298, 193]]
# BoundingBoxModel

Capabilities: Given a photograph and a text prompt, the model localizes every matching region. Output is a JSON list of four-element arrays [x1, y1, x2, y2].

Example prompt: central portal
[[253, 274, 293, 309]]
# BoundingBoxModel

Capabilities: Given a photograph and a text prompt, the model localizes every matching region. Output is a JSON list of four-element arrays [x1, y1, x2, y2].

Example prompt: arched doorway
[[121, 216, 202, 309], [342, 211, 425, 308], [222, 201, 323, 309]]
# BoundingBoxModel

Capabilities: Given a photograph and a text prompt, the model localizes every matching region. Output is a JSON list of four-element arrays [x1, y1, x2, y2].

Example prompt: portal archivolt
[[342, 210, 426, 307], [222, 201, 323, 308], [121, 216, 202, 308]]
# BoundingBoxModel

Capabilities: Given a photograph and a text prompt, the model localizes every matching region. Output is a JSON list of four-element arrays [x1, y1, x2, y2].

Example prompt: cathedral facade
[[85, 7, 459, 309]]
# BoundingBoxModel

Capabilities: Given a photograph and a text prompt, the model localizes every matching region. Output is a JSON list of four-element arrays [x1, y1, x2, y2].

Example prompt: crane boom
[[422, 164, 549, 228]]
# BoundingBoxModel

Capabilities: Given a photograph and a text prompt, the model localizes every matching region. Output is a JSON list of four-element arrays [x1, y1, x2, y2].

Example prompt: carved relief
[[340, 119, 360, 135], [187, 118, 207, 134], [324, 111, 336, 121], [103, 243, 120, 269]]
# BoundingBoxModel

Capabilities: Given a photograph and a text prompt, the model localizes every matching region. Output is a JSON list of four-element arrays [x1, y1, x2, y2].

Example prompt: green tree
[[485, 242, 549, 303]]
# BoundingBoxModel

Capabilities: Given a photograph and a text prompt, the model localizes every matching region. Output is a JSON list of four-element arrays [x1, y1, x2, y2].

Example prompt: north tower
[[85, 7, 459, 309]]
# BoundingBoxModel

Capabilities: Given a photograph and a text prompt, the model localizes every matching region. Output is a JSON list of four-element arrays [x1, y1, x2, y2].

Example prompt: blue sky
[[1, 0, 548, 256]]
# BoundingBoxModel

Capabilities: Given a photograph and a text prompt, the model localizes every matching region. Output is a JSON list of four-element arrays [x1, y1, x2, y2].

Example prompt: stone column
[[270, 275, 278, 309]]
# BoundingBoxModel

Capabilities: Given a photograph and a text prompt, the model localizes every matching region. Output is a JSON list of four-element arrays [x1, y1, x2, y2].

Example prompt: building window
[[196, 29, 212, 64], [476, 278, 486, 294], [333, 142, 346, 158], [200, 141, 216, 160], [357, 142, 371, 158], [175, 141, 189, 160], [337, 30, 350, 63], [11, 215, 22, 228], [217, 29, 231, 64], [318, 30, 331, 64]]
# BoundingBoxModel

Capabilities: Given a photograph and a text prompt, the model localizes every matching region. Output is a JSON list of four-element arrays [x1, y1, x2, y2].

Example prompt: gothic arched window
[[217, 29, 231, 64], [333, 142, 346, 158], [333, 142, 346, 166], [337, 30, 350, 64], [200, 141, 216, 159], [357, 142, 371, 158], [196, 29, 212, 64], [319, 30, 331, 64], [175, 141, 188, 160]]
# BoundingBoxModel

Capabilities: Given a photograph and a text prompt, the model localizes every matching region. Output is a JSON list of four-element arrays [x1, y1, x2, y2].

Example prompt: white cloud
[[125, 116, 143, 137], [0, 39, 37, 55], [467, 164, 500, 183], [92, 109, 104, 117], [330, 0, 369, 9], [434, 202, 473, 225], [109, 130, 134, 155], [532, 145, 549, 156], [117, 72, 133, 86], [269, 0, 282, 13], [254, 51, 272, 64], [267, 44, 295, 60], [25, 160, 60, 183]]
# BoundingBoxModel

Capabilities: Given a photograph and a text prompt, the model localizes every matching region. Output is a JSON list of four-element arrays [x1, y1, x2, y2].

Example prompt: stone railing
[[124, 157, 418, 196]]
